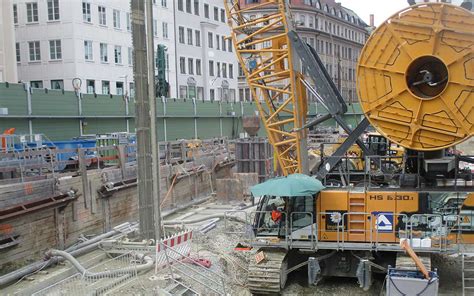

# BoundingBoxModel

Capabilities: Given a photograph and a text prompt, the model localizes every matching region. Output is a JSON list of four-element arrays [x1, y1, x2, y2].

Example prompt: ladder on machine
[[463, 252, 474, 295]]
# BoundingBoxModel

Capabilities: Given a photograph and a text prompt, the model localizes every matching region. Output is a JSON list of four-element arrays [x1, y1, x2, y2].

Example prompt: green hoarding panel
[[243, 102, 258, 116], [221, 118, 240, 139], [32, 119, 80, 140], [82, 94, 126, 116], [83, 119, 127, 135], [166, 118, 195, 140], [0, 119, 29, 134], [197, 118, 221, 139], [165, 100, 194, 117], [196, 101, 220, 117], [128, 119, 135, 133], [0, 83, 27, 115], [32, 89, 78, 116]]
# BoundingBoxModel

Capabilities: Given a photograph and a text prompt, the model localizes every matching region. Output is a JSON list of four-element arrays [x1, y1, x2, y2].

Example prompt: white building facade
[[0, 0, 18, 83], [174, 0, 238, 101], [12, 0, 238, 100], [237, 0, 369, 103]]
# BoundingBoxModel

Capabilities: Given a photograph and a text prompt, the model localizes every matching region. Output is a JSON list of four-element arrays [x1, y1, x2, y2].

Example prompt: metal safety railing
[[224, 210, 248, 234], [161, 242, 227, 295], [32, 252, 142, 296], [228, 210, 461, 252]]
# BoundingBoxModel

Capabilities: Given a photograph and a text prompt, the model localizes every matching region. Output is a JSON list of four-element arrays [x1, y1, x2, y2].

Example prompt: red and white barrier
[[155, 229, 193, 272]]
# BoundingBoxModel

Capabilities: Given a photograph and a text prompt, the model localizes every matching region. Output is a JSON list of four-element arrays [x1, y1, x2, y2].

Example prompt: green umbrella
[[250, 173, 325, 197]]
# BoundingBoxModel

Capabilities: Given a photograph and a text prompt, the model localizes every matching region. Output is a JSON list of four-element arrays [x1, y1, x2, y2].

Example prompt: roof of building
[[291, 0, 368, 28]]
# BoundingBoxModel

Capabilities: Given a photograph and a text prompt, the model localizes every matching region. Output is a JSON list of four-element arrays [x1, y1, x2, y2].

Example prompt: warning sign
[[464, 216, 471, 224], [372, 212, 393, 232]]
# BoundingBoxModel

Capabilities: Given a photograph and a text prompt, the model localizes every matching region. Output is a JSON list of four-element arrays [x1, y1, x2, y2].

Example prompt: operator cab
[[254, 195, 316, 239]]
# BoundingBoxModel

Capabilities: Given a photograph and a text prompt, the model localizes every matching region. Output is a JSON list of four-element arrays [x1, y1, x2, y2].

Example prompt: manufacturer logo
[[373, 212, 393, 232]]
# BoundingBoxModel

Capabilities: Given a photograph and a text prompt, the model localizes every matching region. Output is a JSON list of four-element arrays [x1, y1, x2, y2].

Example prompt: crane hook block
[[357, 3, 473, 151]]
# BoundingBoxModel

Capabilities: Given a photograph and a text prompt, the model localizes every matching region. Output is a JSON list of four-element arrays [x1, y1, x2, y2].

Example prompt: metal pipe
[[163, 211, 252, 225], [0, 222, 137, 287], [46, 249, 154, 277]]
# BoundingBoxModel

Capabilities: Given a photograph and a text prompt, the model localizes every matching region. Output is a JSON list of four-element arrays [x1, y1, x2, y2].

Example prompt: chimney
[[369, 14, 375, 27]]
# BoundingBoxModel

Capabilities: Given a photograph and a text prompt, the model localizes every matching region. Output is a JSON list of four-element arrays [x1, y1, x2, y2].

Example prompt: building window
[[86, 80, 95, 94], [113, 9, 120, 29], [84, 40, 93, 60], [216, 35, 220, 50], [195, 30, 201, 47], [82, 1, 91, 22], [228, 39, 232, 52], [161, 0, 167, 7], [16, 43, 20, 62], [51, 79, 64, 90], [179, 86, 187, 99], [130, 82, 135, 98], [299, 15, 305, 26], [197, 87, 204, 100], [214, 7, 218, 21], [209, 60, 214, 76], [153, 19, 158, 36], [179, 26, 185, 43], [114, 46, 122, 64], [194, 0, 199, 15], [222, 36, 226, 51], [178, 0, 183, 11], [47, 0, 59, 21], [210, 89, 215, 101], [13, 4, 18, 24], [179, 57, 186, 74], [229, 64, 233, 78], [188, 58, 194, 75], [26, 2, 39, 23], [162, 22, 168, 38], [102, 80, 110, 94], [196, 59, 201, 75], [126, 13, 131, 31], [222, 63, 227, 78], [116, 82, 124, 95], [31, 81, 43, 88], [216, 62, 221, 77], [100, 43, 108, 62], [204, 4, 209, 18], [98, 6, 106, 26], [49, 39, 62, 60], [187, 28, 193, 45], [186, 0, 192, 13], [220, 8, 225, 23], [208, 32, 213, 48], [28, 41, 41, 61], [128, 47, 133, 65]]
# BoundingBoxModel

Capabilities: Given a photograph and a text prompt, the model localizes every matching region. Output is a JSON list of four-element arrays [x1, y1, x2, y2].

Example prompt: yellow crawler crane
[[225, 0, 474, 294]]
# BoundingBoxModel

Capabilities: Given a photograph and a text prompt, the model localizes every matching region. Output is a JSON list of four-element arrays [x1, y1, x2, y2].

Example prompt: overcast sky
[[338, 0, 465, 26]]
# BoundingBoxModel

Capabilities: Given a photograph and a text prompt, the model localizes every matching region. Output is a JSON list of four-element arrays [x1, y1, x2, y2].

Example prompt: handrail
[[161, 242, 226, 295]]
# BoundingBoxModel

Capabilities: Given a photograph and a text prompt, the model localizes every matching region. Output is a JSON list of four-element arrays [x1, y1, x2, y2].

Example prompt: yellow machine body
[[357, 3, 474, 151], [317, 190, 419, 243]]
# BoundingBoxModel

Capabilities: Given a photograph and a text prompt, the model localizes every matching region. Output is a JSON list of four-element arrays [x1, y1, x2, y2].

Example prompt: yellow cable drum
[[357, 3, 473, 151]]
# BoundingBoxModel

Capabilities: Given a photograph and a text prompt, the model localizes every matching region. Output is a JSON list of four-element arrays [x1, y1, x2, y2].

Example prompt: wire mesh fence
[[32, 252, 142, 296]]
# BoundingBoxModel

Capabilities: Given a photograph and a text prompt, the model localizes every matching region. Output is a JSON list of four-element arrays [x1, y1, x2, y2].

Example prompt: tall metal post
[[146, 0, 162, 241], [131, 0, 156, 240]]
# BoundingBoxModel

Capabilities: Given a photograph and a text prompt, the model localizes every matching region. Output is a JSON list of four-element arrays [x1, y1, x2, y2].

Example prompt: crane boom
[[225, 0, 308, 175]]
